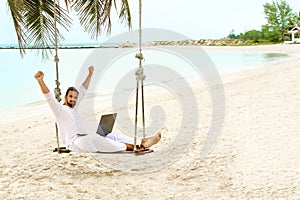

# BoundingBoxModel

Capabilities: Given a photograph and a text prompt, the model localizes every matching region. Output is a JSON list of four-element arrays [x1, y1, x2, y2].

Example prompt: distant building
[[284, 27, 300, 44]]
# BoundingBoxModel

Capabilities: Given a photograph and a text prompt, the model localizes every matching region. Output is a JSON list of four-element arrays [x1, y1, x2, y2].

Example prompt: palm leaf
[[117, 0, 132, 28], [7, 0, 26, 56], [24, 0, 72, 57], [72, 0, 131, 39], [7, 0, 72, 58], [7, 0, 131, 58]]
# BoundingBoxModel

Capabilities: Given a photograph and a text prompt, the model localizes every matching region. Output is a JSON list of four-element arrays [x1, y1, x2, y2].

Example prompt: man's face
[[64, 91, 79, 108]]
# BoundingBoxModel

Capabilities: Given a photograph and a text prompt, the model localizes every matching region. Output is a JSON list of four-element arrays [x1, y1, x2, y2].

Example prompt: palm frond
[[72, 0, 131, 39], [8, 0, 72, 58], [7, 0, 131, 58], [63, 0, 72, 11], [7, 0, 26, 56], [72, 0, 105, 39], [116, 0, 132, 29]]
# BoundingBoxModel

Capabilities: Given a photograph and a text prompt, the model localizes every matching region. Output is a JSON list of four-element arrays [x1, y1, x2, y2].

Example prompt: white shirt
[[44, 86, 137, 153], [44, 86, 87, 149]]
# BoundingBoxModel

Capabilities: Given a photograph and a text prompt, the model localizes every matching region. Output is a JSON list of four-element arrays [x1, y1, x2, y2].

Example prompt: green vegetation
[[229, 0, 300, 44], [6, 0, 131, 57]]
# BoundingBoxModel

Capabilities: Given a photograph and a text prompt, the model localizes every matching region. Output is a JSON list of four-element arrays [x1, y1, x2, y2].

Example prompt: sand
[[0, 44, 299, 199]]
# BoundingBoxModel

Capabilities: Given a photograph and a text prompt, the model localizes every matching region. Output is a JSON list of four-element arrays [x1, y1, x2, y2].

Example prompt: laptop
[[96, 113, 117, 137]]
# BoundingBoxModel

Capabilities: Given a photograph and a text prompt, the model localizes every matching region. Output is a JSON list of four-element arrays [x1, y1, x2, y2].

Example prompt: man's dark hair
[[65, 87, 79, 96]]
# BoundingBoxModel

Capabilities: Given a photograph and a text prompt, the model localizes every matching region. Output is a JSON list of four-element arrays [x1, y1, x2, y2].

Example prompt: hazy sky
[[1, 0, 300, 44]]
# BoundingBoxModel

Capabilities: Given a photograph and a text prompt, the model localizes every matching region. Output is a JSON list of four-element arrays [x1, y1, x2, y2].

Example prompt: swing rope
[[133, 0, 146, 151], [53, 0, 62, 153], [52, 0, 146, 153]]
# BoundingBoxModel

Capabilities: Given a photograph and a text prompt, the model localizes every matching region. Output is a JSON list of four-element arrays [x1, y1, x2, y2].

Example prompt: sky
[[1, 0, 300, 44]]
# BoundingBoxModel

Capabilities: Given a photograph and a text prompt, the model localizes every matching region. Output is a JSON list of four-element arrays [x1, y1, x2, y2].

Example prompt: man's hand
[[82, 66, 94, 90], [34, 71, 44, 81], [88, 66, 94, 74], [34, 71, 50, 94]]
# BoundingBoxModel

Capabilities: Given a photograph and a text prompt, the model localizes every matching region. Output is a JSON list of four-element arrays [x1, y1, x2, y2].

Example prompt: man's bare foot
[[141, 132, 162, 148]]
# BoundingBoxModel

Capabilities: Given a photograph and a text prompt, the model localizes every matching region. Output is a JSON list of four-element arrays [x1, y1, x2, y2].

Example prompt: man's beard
[[67, 101, 76, 108]]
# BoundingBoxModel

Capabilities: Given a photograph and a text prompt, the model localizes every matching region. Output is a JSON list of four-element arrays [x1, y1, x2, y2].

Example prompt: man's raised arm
[[34, 71, 50, 94], [82, 66, 94, 90]]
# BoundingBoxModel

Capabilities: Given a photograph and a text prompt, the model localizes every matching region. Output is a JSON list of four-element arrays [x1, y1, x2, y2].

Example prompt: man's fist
[[88, 66, 94, 74], [34, 71, 44, 81]]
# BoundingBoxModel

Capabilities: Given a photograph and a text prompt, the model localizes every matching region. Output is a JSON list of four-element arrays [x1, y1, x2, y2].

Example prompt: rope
[[53, 0, 61, 153], [53, 0, 61, 102], [53, 0, 145, 153], [133, 0, 146, 151]]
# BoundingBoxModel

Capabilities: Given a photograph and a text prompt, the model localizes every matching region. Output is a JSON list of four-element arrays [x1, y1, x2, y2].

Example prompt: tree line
[[229, 0, 300, 43]]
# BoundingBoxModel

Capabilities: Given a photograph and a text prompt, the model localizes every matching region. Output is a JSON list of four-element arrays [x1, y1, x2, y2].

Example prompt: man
[[34, 66, 161, 153]]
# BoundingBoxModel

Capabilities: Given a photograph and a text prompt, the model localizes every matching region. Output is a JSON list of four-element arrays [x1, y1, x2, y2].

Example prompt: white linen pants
[[71, 132, 142, 153]]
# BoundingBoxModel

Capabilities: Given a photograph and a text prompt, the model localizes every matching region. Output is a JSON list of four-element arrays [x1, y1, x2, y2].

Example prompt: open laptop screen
[[96, 113, 117, 136]]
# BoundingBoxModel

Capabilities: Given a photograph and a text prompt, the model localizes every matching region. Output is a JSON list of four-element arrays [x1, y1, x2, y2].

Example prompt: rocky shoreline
[[120, 38, 255, 48], [0, 39, 273, 49]]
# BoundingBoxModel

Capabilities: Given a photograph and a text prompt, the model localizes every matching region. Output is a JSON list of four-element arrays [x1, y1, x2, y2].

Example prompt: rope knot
[[135, 53, 144, 60], [135, 67, 146, 81], [54, 55, 59, 63], [54, 82, 61, 102]]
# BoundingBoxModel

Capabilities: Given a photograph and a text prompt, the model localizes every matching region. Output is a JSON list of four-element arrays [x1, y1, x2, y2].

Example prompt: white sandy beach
[[0, 44, 299, 199]]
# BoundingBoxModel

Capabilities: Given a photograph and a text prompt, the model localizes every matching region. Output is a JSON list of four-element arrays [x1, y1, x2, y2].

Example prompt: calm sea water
[[0, 45, 291, 111]]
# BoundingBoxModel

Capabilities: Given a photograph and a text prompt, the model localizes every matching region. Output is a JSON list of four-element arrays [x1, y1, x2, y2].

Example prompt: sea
[[0, 43, 293, 111]]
